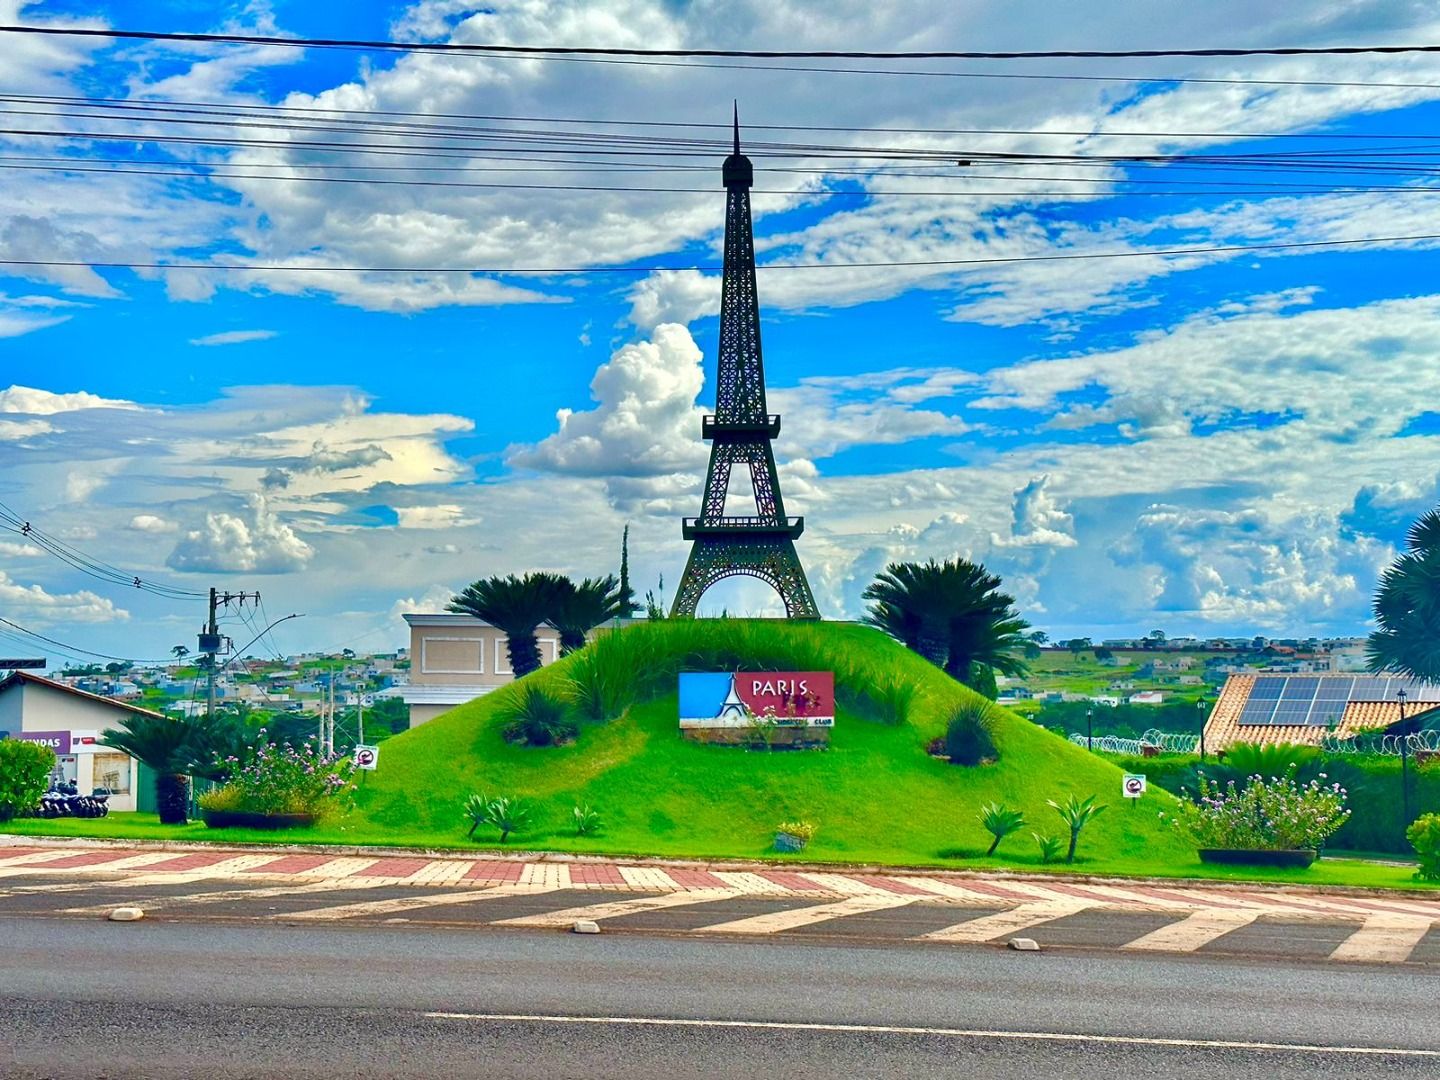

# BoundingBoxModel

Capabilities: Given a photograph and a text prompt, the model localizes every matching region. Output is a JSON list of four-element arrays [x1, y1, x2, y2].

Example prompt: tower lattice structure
[[671, 110, 820, 620]]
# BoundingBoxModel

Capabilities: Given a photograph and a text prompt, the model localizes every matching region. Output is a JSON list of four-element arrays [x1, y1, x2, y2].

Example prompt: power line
[[0, 615, 171, 664], [7, 24, 1440, 60], [1, 232, 1437, 277]]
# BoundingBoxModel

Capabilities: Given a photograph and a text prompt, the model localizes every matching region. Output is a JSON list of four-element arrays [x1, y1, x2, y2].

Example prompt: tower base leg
[[671, 537, 820, 619]]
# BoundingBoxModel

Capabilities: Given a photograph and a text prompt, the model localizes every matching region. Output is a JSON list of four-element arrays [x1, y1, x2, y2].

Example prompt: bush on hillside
[[501, 683, 579, 747], [869, 673, 917, 726], [464, 793, 531, 842], [1218, 742, 1320, 779], [1406, 813, 1440, 881], [942, 701, 998, 765], [0, 739, 55, 821]]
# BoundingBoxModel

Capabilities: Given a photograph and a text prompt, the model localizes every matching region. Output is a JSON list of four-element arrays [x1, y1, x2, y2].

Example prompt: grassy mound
[[352, 620, 1193, 869]]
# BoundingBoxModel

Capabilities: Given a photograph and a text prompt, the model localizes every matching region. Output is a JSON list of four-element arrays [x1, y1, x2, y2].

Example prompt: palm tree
[[1367, 508, 1440, 680], [448, 572, 569, 678], [863, 558, 1030, 697], [551, 575, 624, 655], [171, 644, 189, 663], [100, 714, 222, 824]]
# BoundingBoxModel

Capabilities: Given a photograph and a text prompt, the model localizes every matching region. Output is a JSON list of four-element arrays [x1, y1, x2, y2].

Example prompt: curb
[[2, 831, 1433, 902]]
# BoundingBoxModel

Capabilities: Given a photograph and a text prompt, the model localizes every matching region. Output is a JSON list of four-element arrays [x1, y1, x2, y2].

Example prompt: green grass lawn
[[7, 621, 1436, 892]]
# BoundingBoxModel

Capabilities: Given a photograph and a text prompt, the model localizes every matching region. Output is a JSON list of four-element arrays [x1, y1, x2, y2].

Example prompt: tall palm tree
[[1367, 508, 1440, 680], [100, 714, 217, 824], [551, 575, 624, 655], [863, 558, 1030, 697], [171, 644, 189, 663], [448, 572, 569, 678]]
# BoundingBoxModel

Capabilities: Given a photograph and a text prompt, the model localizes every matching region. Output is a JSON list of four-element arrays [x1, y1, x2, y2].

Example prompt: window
[[92, 752, 131, 795]]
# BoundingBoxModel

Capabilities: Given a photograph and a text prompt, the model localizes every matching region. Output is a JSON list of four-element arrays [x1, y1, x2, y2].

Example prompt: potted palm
[[101, 713, 239, 826]]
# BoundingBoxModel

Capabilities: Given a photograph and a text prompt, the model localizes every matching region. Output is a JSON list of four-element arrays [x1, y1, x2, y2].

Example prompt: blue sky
[[5, 0, 1440, 662]]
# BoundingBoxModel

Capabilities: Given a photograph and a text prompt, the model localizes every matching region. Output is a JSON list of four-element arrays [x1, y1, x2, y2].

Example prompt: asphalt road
[[4, 916, 1437, 1079]]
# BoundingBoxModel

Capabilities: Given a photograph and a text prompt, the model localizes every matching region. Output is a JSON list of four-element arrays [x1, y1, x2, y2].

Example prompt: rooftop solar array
[[1236, 675, 1440, 727]]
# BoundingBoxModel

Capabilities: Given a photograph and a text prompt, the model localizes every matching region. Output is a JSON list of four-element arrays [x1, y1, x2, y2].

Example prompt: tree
[[171, 644, 189, 663], [1066, 637, 1093, 656], [616, 525, 640, 617], [1094, 646, 1114, 662], [1367, 508, 1440, 681], [551, 575, 624, 655], [448, 572, 569, 678], [863, 558, 1030, 696], [101, 713, 236, 824]]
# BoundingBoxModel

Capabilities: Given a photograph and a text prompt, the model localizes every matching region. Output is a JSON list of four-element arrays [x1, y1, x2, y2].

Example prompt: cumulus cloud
[[393, 504, 478, 529], [189, 329, 278, 347], [0, 385, 139, 414], [0, 571, 129, 624], [0, 540, 44, 557], [993, 475, 1077, 548], [168, 496, 315, 573], [127, 514, 176, 534]]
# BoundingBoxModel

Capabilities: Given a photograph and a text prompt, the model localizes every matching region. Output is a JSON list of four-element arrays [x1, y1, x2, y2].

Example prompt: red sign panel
[[735, 672, 834, 720]]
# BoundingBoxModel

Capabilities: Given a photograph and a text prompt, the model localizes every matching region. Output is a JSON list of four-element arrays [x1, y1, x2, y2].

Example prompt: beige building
[[396, 613, 563, 728], [0, 672, 146, 812]]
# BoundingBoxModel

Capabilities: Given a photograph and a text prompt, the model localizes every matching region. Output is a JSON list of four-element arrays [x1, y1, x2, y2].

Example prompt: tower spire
[[670, 110, 820, 621]]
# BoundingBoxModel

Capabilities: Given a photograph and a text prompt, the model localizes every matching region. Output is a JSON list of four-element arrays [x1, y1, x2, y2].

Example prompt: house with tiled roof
[[1203, 672, 1440, 751]]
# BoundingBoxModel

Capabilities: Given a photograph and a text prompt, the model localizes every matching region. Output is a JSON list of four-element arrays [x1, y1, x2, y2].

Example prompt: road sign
[[353, 744, 379, 771], [1122, 773, 1147, 799]]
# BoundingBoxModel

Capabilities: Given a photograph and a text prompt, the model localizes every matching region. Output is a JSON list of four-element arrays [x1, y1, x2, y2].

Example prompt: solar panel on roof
[[1234, 672, 1440, 728], [1350, 677, 1391, 700], [1280, 678, 1319, 703], [1307, 701, 1348, 726], [1238, 699, 1279, 726], [1315, 678, 1354, 699], [1249, 677, 1285, 700]]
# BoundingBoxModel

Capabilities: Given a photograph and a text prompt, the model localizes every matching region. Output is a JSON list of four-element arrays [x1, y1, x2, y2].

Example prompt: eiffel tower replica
[[671, 108, 820, 620]]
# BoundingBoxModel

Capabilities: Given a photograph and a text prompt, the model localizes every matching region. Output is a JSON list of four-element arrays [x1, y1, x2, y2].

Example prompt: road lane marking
[[422, 1012, 1440, 1057], [494, 889, 736, 928], [1122, 909, 1258, 952], [694, 893, 919, 935], [518, 864, 572, 890], [898, 878, 1013, 906], [922, 901, 1094, 943], [282, 883, 558, 921], [1330, 914, 1433, 963], [0, 850, 101, 868]]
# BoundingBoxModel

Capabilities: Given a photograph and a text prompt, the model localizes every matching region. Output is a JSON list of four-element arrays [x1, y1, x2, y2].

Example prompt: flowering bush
[[1407, 813, 1440, 882], [205, 740, 352, 817], [1169, 769, 1349, 851]]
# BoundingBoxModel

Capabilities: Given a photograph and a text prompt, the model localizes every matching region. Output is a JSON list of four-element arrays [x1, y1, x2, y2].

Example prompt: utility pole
[[198, 588, 261, 721]]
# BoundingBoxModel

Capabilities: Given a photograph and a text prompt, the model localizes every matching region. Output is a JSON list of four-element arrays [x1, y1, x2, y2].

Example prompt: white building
[[0, 672, 147, 811], [397, 613, 563, 728]]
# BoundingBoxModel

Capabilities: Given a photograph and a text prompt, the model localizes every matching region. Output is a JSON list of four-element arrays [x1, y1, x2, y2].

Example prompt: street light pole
[[1398, 688, 1411, 832], [1197, 697, 1208, 764], [1086, 707, 1093, 753]]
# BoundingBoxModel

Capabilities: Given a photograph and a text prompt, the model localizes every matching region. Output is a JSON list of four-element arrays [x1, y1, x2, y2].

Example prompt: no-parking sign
[[1122, 773, 1147, 799], [354, 744, 379, 771]]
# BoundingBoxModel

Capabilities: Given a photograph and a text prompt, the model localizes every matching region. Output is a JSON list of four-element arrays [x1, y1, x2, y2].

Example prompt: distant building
[[1128, 691, 1164, 705], [0, 672, 146, 811], [398, 613, 564, 728], [1088, 695, 1121, 708]]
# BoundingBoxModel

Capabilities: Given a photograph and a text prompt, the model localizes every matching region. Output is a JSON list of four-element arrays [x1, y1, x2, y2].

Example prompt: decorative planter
[[774, 832, 808, 853], [1198, 847, 1317, 868], [201, 809, 316, 830]]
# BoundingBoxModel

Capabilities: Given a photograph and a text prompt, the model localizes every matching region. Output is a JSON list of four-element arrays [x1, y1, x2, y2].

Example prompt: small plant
[[501, 683, 579, 747], [1220, 742, 1319, 780], [196, 785, 244, 812], [743, 712, 782, 751], [204, 740, 352, 820], [566, 648, 631, 723], [979, 802, 1025, 857], [0, 739, 54, 821], [1408, 813, 1440, 882], [464, 794, 531, 843], [1033, 833, 1063, 864], [573, 803, 601, 835], [1047, 794, 1106, 864], [943, 701, 998, 766], [774, 820, 816, 852]]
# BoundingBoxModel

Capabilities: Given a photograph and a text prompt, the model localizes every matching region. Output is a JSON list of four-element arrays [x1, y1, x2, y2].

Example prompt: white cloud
[[993, 475, 1077, 548], [0, 571, 129, 624], [0, 541, 44, 557], [393, 505, 478, 529], [127, 514, 177, 534], [189, 329, 278, 347], [168, 496, 315, 573], [0, 385, 140, 414]]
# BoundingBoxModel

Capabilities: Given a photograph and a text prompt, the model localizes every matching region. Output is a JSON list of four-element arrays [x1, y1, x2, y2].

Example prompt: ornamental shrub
[[464, 793, 530, 842], [1407, 813, 1440, 882], [979, 802, 1025, 857], [501, 683, 578, 747], [1169, 769, 1349, 851], [0, 739, 54, 821], [206, 741, 352, 818], [943, 701, 998, 766]]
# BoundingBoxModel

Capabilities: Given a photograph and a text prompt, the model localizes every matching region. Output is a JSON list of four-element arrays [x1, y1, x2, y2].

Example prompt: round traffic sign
[[355, 748, 376, 767]]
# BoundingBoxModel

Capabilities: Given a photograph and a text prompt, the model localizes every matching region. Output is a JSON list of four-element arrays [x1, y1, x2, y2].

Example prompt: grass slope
[[351, 620, 1192, 870]]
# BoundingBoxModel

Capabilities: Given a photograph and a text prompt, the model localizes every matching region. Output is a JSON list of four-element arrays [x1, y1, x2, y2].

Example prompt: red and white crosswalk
[[3, 842, 1437, 963]]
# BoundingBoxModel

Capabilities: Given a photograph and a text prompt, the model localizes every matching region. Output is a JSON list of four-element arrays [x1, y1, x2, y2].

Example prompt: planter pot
[[774, 832, 808, 853], [201, 809, 316, 830], [1198, 847, 1317, 868]]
